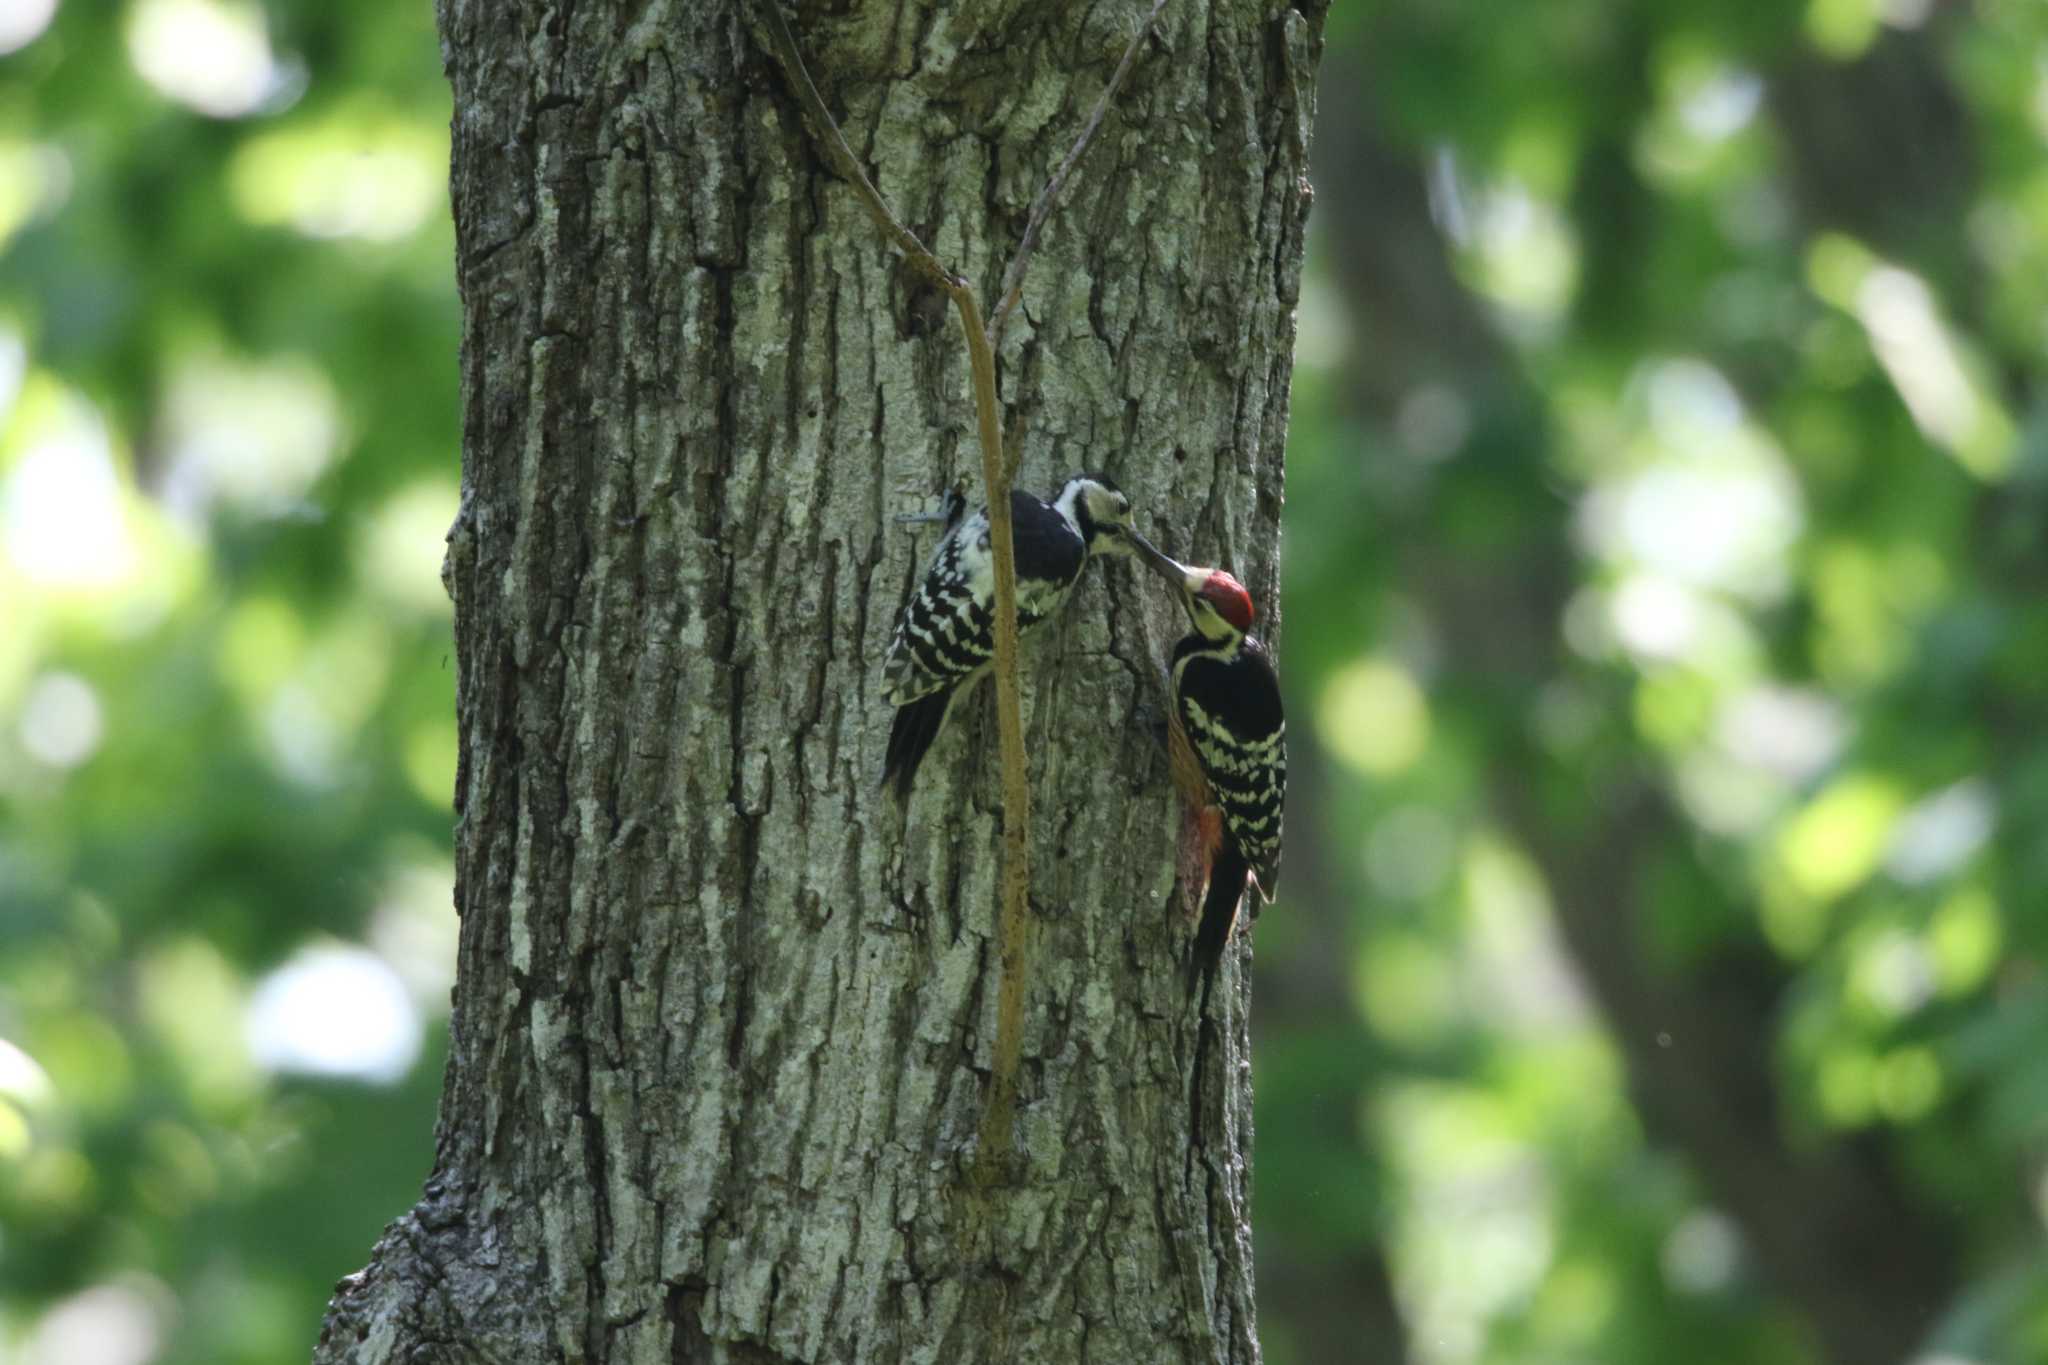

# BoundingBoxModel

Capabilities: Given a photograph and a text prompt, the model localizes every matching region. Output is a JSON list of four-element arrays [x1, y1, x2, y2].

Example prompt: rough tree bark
[[314, 2, 1321, 1362]]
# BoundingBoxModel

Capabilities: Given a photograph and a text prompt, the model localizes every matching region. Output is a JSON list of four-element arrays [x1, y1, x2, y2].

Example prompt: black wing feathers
[[1007, 489, 1087, 588]]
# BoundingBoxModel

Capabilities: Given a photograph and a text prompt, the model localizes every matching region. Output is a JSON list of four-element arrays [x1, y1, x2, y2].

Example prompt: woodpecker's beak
[[1126, 529, 1187, 584]]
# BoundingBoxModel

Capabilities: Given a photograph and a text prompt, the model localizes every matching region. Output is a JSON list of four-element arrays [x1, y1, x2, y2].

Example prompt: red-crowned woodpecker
[[881, 474, 1161, 800], [1130, 540, 1285, 980]]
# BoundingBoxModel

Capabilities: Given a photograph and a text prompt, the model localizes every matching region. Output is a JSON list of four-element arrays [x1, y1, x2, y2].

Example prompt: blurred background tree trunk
[[311, 1, 1320, 1361], [1254, 21, 1989, 1365]]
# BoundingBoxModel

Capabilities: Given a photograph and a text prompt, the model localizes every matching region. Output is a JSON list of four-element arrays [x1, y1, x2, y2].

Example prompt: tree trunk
[[314, 2, 1321, 1362]]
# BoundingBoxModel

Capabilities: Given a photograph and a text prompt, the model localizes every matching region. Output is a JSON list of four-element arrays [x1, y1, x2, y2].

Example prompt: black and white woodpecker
[[881, 474, 1161, 799], [1130, 541, 1286, 979]]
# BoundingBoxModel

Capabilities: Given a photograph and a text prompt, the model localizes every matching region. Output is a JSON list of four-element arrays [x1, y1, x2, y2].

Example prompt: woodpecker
[[1130, 541, 1285, 980], [881, 474, 1161, 799]]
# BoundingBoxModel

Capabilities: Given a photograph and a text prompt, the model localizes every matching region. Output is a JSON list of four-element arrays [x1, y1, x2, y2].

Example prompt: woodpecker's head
[[1054, 474, 1162, 562], [1181, 568, 1255, 641], [1128, 539, 1255, 641]]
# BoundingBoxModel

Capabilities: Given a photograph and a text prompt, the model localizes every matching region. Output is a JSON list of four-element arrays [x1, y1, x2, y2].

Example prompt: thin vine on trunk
[[759, 0, 1167, 1171]]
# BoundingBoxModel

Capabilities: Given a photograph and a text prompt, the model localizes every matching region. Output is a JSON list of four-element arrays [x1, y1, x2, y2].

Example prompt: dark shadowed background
[[4, 1, 2046, 1362]]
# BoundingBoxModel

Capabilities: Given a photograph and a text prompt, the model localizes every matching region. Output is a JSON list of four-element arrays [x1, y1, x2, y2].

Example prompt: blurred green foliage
[[2, 1, 458, 1360], [5, 1, 2048, 1363], [1261, 2, 2048, 1362]]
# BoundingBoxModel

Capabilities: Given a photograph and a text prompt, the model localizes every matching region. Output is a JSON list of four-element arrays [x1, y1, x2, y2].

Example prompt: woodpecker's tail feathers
[[883, 690, 952, 801], [1190, 847, 1251, 990]]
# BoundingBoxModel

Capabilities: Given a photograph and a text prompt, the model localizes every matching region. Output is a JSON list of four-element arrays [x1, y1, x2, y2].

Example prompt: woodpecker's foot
[[894, 485, 967, 528]]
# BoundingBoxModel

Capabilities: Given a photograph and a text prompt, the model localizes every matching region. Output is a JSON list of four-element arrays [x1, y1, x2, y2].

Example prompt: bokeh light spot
[[403, 720, 459, 808], [35, 1014, 133, 1115], [369, 855, 458, 1002], [1777, 774, 1905, 904], [16, 1144, 95, 1214], [359, 480, 460, 611], [245, 944, 422, 1084], [1855, 266, 2013, 478], [127, 0, 282, 119], [1607, 575, 1702, 661], [1817, 1047, 1877, 1126], [217, 596, 305, 702], [0, 1036, 54, 1107], [1928, 887, 2001, 996], [0, 0, 56, 55], [1, 394, 140, 590], [1463, 182, 1579, 327], [0, 1097, 29, 1160], [1678, 69, 1762, 142], [138, 937, 258, 1109], [1319, 657, 1430, 777], [1806, 0, 1880, 59], [1849, 928, 1936, 1020], [0, 141, 72, 250], [1355, 934, 1458, 1047], [18, 671, 105, 769], [1886, 778, 1994, 885], [1366, 804, 1457, 901], [1661, 1209, 1742, 1295], [230, 107, 446, 241], [24, 1282, 167, 1365], [157, 353, 342, 522], [1715, 686, 1845, 783], [1530, 1257, 1616, 1343]]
